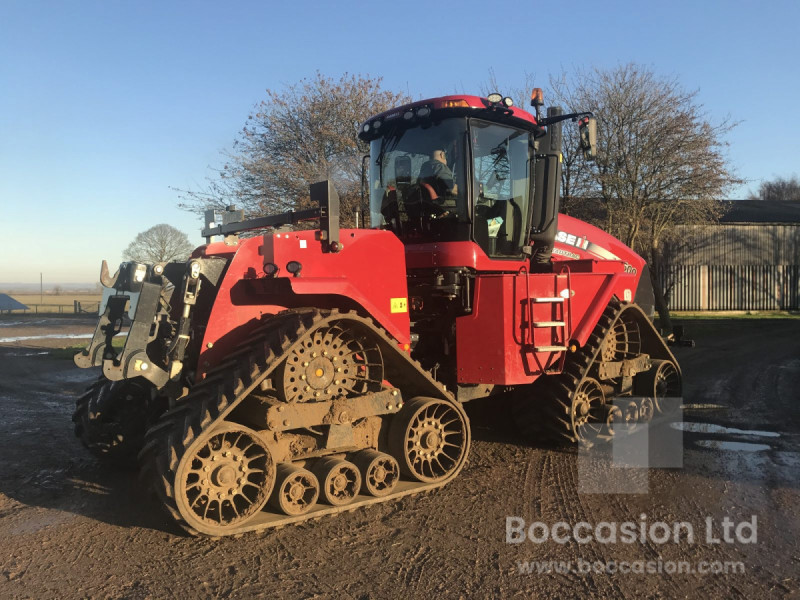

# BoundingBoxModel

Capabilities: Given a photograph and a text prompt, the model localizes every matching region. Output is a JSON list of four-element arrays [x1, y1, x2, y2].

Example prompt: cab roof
[[360, 95, 541, 140]]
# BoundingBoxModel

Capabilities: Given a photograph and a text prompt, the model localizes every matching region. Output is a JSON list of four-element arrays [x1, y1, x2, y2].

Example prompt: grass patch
[[51, 336, 127, 360], [5, 293, 103, 314]]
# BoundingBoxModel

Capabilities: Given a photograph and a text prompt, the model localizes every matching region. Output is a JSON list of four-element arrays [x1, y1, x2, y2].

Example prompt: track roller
[[313, 457, 362, 506], [600, 403, 622, 437], [269, 463, 320, 516], [352, 450, 400, 497], [619, 400, 640, 433], [638, 396, 655, 423]]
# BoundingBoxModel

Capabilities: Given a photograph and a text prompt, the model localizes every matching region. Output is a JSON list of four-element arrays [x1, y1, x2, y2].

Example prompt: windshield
[[471, 120, 532, 257], [369, 118, 468, 242]]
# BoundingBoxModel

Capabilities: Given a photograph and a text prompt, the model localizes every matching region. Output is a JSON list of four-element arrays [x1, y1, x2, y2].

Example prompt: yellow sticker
[[390, 297, 408, 313]]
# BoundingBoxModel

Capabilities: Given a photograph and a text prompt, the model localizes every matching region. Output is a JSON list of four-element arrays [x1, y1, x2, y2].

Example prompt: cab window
[[470, 121, 532, 257]]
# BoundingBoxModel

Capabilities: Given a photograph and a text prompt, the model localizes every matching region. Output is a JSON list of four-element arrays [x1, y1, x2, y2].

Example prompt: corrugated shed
[[667, 224, 800, 266]]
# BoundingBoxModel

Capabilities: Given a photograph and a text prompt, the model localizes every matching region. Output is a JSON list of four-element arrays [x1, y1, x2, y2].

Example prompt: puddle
[[0, 333, 93, 343], [4, 351, 51, 357], [671, 422, 780, 438], [695, 440, 771, 452], [681, 403, 728, 410]]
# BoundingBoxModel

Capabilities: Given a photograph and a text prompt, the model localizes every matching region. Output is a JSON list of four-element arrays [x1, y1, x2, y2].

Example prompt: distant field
[[6, 293, 103, 314]]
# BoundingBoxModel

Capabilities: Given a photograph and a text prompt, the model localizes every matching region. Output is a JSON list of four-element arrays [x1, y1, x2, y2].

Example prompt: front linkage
[[74, 257, 224, 391]]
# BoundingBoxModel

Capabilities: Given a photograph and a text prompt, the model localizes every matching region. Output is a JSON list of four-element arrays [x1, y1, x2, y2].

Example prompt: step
[[532, 321, 565, 327], [531, 297, 565, 303], [534, 345, 568, 352]]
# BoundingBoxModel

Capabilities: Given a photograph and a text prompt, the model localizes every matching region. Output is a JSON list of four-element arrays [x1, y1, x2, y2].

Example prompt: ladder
[[529, 296, 567, 353], [520, 267, 573, 373]]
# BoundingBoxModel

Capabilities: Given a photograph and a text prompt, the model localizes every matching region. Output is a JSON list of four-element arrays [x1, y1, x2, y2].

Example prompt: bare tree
[[549, 64, 741, 330], [749, 175, 800, 201], [123, 224, 195, 263], [179, 73, 409, 226]]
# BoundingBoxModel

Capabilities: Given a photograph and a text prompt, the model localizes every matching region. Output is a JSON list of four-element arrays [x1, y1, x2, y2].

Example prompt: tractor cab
[[359, 93, 595, 265], [361, 95, 536, 260]]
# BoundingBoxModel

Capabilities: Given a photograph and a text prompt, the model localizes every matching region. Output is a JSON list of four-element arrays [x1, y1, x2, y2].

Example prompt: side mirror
[[578, 116, 597, 161]]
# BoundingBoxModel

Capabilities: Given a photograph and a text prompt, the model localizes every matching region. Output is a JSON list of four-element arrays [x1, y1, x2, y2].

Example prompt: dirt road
[[1, 317, 798, 599]]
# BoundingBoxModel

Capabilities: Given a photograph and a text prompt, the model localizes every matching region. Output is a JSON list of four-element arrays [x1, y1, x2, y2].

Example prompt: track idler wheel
[[313, 458, 361, 506], [174, 424, 275, 535], [635, 359, 682, 416], [569, 377, 608, 445], [389, 397, 470, 483], [269, 463, 319, 516], [352, 450, 400, 497]]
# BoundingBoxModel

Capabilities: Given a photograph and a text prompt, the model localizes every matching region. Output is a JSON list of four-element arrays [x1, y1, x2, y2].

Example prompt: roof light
[[442, 99, 469, 108], [503, 97, 513, 107], [372, 119, 381, 129], [403, 110, 414, 120], [263, 262, 279, 276], [362, 123, 370, 132], [417, 106, 431, 117], [487, 93, 502, 103]]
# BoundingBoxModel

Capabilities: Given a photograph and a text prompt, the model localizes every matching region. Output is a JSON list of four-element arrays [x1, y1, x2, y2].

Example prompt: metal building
[[662, 201, 800, 310]]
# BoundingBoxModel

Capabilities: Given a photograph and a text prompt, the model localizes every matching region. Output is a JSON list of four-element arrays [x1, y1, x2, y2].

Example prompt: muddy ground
[[0, 316, 798, 599]]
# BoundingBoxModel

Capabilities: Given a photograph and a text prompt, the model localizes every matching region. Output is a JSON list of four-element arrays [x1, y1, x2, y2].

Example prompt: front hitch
[[75, 261, 177, 388]]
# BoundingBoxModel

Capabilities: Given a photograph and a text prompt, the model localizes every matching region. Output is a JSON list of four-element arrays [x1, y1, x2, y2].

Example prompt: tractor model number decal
[[390, 297, 408, 313], [552, 247, 580, 260]]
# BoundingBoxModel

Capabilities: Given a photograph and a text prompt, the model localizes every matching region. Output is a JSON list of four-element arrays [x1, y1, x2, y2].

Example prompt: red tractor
[[74, 91, 681, 536]]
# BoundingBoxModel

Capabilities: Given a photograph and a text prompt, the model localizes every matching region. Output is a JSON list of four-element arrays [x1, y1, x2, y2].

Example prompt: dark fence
[[662, 265, 800, 310]]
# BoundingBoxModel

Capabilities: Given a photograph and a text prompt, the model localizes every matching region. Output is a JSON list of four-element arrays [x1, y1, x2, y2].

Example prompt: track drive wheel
[[73, 376, 161, 468], [635, 359, 682, 416], [313, 458, 362, 506], [389, 397, 470, 483], [174, 424, 275, 535], [352, 450, 400, 497], [269, 463, 319, 516], [278, 323, 384, 403]]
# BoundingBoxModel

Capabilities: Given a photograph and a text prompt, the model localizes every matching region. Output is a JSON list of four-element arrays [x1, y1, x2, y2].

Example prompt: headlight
[[133, 264, 147, 283]]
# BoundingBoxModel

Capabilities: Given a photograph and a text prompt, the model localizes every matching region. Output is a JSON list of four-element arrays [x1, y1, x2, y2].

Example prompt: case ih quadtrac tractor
[[74, 91, 681, 536]]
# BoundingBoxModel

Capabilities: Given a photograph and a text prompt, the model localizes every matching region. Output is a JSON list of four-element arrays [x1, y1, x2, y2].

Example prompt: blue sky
[[1, 0, 798, 283]]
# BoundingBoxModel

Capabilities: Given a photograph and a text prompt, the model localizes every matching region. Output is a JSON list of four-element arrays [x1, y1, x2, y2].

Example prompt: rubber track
[[73, 376, 141, 468], [138, 308, 465, 536], [514, 297, 623, 444]]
